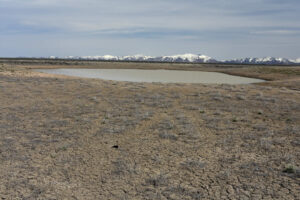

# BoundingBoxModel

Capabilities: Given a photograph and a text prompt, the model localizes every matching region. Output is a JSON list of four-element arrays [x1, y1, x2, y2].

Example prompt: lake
[[35, 68, 264, 84]]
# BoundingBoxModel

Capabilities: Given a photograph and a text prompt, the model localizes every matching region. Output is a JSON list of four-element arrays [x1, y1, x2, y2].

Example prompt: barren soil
[[0, 61, 299, 199]]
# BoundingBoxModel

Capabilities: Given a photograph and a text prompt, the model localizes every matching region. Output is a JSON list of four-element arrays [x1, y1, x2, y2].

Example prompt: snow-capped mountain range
[[223, 57, 299, 65], [49, 54, 300, 65]]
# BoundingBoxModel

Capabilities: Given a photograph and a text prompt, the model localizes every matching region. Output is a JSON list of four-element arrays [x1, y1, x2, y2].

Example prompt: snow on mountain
[[81, 55, 119, 60], [122, 54, 155, 61], [160, 53, 216, 63], [51, 54, 300, 65], [225, 57, 297, 65], [64, 53, 217, 63], [291, 58, 300, 63]]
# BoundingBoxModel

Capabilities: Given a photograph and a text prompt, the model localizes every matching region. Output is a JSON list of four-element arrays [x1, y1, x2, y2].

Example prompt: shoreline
[[8, 60, 300, 90]]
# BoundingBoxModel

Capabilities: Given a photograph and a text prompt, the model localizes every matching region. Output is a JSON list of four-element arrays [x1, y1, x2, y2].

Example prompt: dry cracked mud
[[0, 61, 299, 199]]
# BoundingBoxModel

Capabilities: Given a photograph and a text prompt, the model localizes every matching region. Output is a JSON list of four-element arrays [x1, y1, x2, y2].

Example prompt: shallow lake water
[[35, 68, 264, 84]]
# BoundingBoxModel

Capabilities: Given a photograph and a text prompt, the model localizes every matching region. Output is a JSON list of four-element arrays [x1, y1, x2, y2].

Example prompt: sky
[[0, 0, 300, 60]]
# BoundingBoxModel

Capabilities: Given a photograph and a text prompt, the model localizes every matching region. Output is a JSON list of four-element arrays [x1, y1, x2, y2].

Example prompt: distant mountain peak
[[49, 54, 300, 65], [225, 57, 295, 65], [160, 53, 216, 63]]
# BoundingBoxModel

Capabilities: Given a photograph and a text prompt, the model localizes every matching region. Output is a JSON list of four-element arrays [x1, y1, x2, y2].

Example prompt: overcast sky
[[0, 0, 300, 59]]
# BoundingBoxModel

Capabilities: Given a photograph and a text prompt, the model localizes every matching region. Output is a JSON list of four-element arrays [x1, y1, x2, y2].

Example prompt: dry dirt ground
[[0, 61, 299, 199]]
